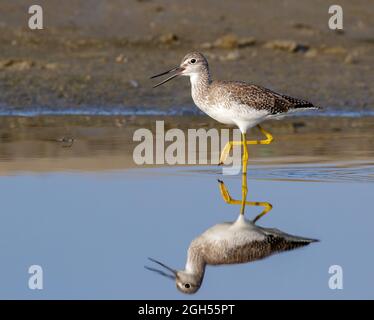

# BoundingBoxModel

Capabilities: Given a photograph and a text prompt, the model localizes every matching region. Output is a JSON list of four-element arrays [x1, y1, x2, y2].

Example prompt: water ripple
[[178, 162, 374, 183], [0, 104, 373, 118]]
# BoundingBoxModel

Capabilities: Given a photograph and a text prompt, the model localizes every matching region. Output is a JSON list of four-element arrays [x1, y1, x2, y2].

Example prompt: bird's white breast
[[197, 216, 266, 247], [191, 83, 269, 131]]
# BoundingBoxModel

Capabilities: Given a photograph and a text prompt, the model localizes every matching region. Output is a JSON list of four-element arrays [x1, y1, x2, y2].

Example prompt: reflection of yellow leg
[[218, 179, 273, 223], [252, 202, 273, 223], [219, 125, 274, 165]]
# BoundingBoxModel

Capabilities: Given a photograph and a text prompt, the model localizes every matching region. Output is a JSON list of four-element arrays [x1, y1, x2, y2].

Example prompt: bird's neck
[[184, 245, 206, 283], [190, 68, 211, 98]]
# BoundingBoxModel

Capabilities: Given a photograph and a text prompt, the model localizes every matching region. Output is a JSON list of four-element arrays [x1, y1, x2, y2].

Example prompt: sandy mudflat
[[0, 0, 373, 111]]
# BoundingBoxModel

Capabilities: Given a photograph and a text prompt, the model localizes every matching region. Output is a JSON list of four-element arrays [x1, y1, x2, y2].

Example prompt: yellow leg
[[246, 125, 274, 145], [240, 171, 248, 215], [242, 133, 249, 174], [218, 179, 273, 222], [219, 140, 242, 165], [219, 125, 274, 165]]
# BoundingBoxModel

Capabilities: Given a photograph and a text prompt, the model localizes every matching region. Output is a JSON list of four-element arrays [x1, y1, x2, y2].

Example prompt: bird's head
[[175, 270, 201, 294], [150, 52, 209, 87], [145, 257, 202, 294]]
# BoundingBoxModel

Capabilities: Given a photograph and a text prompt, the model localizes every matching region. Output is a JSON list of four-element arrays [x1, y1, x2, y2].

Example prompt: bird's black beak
[[144, 257, 177, 280], [150, 66, 185, 88]]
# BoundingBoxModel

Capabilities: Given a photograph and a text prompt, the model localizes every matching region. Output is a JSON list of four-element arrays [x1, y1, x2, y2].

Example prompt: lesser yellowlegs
[[151, 52, 319, 173]]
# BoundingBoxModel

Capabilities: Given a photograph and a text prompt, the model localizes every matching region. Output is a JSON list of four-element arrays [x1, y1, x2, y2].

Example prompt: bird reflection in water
[[146, 173, 318, 294]]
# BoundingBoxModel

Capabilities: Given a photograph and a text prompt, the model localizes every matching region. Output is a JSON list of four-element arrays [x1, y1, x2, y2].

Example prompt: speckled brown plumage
[[187, 226, 316, 268], [202, 234, 314, 265], [210, 81, 317, 115]]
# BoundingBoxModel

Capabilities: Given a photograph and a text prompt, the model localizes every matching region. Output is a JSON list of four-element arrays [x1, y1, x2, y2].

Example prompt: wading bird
[[151, 52, 319, 172]]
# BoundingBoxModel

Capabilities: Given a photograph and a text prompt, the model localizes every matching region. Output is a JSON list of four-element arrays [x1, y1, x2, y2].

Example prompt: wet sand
[[0, 1, 374, 111]]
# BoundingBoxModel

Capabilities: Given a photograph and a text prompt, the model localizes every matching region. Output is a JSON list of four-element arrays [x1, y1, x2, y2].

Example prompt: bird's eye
[[190, 59, 196, 64], [184, 283, 191, 289]]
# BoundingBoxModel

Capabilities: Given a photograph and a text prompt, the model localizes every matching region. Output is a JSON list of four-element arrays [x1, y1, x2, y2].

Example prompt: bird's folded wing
[[219, 81, 315, 114]]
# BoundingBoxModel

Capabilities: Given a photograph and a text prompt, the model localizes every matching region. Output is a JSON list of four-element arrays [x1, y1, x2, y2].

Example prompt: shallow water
[[0, 115, 373, 299], [1, 104, 374, 118]]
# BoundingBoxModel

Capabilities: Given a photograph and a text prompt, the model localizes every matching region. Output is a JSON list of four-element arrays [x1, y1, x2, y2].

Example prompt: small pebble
[[129, 80, 139, 88], [115, 54, 128, 63], [158, 33, 179, 44], [219, 50, 241, 61], [264, 40, 309, 53]]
